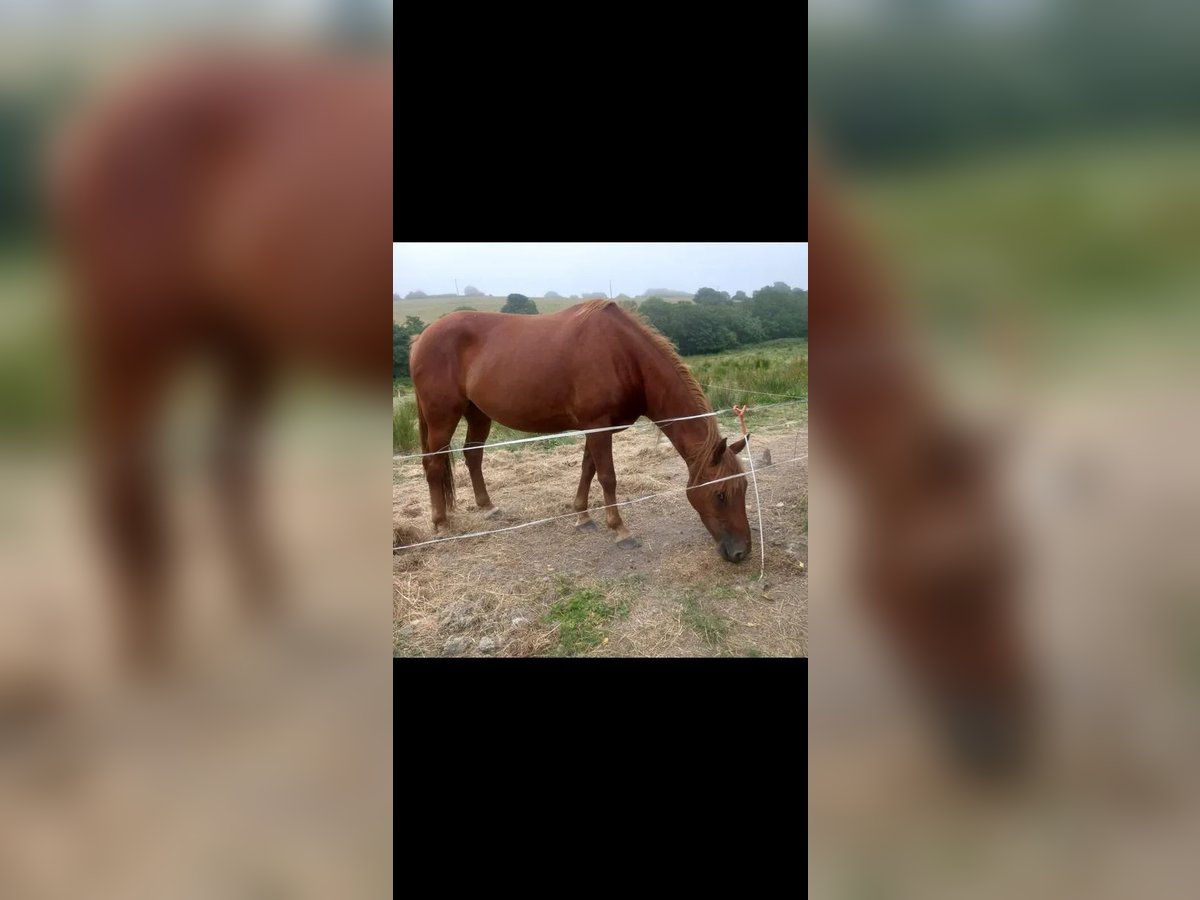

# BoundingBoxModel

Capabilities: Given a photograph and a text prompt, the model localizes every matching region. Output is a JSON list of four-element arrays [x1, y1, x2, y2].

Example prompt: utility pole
[[609, 279, 612, 300], [454, 278, 459, 296]]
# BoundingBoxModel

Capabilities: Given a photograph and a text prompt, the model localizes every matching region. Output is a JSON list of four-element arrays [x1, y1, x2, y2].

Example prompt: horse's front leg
[[572, 444, 598, 531], [213, 349, 279, 621], [585, 432, 640, 549], [89, 349, 174, 672]]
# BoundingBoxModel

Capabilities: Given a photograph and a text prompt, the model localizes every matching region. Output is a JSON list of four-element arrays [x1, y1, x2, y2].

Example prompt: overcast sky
[[392, 243, 808, 298]]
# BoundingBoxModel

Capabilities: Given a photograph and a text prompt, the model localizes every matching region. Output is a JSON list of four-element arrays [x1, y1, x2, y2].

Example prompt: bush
[[636, 297, 677, 337], [501, 293, 538, 314], [749, 283, 807, 340], [393, 316, 428, 379], [392, 323, 409, 378], [672, 305, 738, 355], [693, 287, 732, 306]]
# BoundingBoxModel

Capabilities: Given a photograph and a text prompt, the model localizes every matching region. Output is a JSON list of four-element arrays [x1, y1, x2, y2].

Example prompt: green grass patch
[[685, 340, 807, 429], [0, 250, 75, 444], [392, 398, 418, 453], [680, 591, 729, 648], [687, 339, 807, 403], [542, 577, 631, 656]]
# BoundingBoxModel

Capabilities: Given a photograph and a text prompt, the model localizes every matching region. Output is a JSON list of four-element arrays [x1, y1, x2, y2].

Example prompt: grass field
[[682, 339, 808, 411], [846, 135, 1200, 371], [394, 295, 578, 323], [392, 294, 692, 326]]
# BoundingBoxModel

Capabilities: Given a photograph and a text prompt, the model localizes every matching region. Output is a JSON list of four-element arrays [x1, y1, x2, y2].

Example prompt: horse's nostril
[[732, 549, 745, 562]]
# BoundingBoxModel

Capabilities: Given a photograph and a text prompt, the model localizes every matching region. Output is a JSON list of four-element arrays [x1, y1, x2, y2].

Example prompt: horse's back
[[52, 53, 392, 382], [411, 307, 583, 380], [410, 303, 640, 433]]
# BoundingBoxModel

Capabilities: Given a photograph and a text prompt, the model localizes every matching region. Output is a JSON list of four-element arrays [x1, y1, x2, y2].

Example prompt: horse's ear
[[711, 436, 728, 465], [730, 436, 747, 455]]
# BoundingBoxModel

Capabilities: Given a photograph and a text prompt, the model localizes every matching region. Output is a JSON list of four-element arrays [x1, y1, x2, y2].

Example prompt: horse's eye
[[716, 491, 726, 503]]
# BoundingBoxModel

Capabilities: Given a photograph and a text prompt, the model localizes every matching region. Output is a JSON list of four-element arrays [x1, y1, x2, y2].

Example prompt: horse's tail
[[415, 392, 455, 511], [415, 392, 429, 456]]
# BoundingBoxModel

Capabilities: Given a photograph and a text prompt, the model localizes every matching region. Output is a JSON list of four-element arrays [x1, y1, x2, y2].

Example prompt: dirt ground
[[807, 380, 1200, 899], [393, 422, 808, 657], [0, 405, 394, 899]]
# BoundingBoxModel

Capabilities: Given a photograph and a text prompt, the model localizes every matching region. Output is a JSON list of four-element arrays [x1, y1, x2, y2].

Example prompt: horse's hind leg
[[585, 432, 640, 548], [573, 445, 598, 531], [463, 404, 498, 517], [212, 347, 278, 621], [419, 403, 464, 534]]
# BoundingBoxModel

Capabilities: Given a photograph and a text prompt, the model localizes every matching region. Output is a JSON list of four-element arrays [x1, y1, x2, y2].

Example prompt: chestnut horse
[[409, 301, 751, 560], [48, 53, 391, 669], [810, 152, 1033, 773]]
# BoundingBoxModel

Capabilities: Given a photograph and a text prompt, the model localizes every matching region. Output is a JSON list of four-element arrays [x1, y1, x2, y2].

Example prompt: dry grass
[[393, 420, 807, 657]]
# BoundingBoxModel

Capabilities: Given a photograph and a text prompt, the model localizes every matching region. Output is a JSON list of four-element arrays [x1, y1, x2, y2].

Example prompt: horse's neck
[[639, 343, 714, 470]]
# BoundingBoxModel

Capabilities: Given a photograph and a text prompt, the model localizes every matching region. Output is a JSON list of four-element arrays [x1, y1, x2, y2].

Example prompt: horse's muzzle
[[936, 695, 1032, 779], [719, 538, 749, 563]]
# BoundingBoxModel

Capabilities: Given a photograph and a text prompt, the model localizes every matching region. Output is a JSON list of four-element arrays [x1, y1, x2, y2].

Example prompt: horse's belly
[[467, 383, 582, 434], [474, 403, 577, 436]]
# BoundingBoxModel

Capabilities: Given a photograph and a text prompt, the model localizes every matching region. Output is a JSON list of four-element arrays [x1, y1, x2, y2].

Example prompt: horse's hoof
[[617, 537, 642, 550], [575, 520, 598, 533], [483, 507, 503, 520]]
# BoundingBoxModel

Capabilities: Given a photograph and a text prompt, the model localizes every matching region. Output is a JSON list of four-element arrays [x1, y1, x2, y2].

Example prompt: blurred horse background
[[810, 2, 1200, 898], [50, 50, 392, 668], [0, 3, 394, 898]]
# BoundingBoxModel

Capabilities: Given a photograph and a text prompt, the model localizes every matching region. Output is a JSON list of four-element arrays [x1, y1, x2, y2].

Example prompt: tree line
[[810, 5, 1200, 169], [636, 283, 807, 355]]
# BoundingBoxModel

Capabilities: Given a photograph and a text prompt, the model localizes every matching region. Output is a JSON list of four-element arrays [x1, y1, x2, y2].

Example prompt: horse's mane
[[574, 300, 728, 471]]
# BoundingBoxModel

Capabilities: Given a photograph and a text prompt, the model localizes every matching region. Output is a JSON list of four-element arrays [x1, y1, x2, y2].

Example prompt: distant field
[[849, 136, 1200, 350], [392, 294, 692, 325]]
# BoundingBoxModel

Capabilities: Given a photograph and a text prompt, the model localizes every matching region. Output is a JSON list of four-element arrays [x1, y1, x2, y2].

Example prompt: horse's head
[[687, 435, 751, 563], [861, 423, 1033, 775]]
